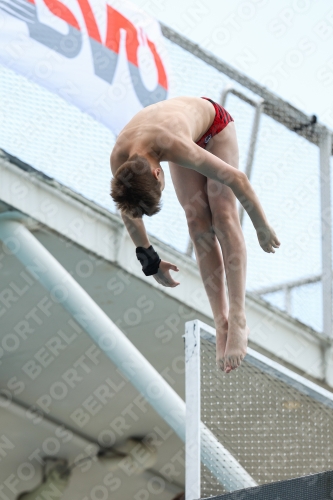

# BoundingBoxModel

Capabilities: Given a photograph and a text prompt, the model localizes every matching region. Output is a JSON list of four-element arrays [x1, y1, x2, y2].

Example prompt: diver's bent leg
[[207, 123, 249, 372], [188, 220, 229, 369], [169, 161, 229, 368]]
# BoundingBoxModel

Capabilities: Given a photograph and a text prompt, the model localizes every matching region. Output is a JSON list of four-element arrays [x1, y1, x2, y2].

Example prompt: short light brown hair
[[110, 154, 162, 218]]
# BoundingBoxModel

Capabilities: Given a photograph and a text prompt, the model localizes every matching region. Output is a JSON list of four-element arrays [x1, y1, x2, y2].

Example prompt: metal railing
[[161, 24, 333, 338]]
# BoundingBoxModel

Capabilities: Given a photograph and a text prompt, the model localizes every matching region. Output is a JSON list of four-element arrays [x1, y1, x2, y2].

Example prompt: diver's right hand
[[256, 224, 281, 253]]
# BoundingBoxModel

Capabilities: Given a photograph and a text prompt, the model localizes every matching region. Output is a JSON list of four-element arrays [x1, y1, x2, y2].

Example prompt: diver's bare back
[[113, 97, 215, 167]]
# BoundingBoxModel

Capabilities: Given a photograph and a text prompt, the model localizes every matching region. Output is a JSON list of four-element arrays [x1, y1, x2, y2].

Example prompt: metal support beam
[[253, 274, 322, 295], [221, 83, 233, 108], [0, 213, 256, 493], [240, 98, 264, 226], [0, 213, 186, 438], [185, 320, 256, 497], [283, 286, 292, 316], [319, 130, 333, 338], [185, 321, 201, 500], [220, 85, 264, 226], [186, 237, 193, 257]]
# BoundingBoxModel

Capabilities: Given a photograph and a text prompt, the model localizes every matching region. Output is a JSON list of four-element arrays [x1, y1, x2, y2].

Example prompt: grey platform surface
[[205, 470, 333, 500]]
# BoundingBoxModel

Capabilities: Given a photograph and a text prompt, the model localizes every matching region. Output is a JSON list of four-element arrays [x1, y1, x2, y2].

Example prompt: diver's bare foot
[[216, 319, 228, 372], [224, 314, 249, 373]]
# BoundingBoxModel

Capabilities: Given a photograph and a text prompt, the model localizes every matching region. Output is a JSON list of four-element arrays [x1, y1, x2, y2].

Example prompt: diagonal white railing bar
[[0, 212, 256, 499]]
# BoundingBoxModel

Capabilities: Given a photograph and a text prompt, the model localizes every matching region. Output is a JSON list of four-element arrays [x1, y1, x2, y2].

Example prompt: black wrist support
[[136, 245, 161, 276]]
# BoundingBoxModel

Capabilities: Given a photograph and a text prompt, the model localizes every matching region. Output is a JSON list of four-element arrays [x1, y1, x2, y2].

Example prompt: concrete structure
[[0, 150, 332, 499]]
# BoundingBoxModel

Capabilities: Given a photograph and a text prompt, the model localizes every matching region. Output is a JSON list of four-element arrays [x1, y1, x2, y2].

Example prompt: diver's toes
[[217, 358, 224, 371]]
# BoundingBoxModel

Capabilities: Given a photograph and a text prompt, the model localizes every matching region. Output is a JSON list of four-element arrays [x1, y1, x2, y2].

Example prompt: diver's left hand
[[153, 260, 180, 287]]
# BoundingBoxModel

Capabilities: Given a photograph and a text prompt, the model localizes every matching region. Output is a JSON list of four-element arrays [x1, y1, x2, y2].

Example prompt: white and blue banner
[[0, 0, 169, 134]]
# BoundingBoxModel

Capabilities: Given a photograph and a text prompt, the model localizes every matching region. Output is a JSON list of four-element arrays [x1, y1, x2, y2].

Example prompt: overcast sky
[[130, 0, 333, 129]]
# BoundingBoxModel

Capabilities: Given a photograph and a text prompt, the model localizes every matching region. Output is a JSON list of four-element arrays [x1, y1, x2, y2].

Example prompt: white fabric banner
[[0, 0, 169, 134]]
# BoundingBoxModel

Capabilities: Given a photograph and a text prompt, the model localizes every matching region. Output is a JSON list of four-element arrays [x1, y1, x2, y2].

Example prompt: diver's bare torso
[[112, 96, 215, 170]]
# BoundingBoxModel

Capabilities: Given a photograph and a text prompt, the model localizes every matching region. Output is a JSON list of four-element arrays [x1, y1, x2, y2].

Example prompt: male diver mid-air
[[110, 96, 280, 373]]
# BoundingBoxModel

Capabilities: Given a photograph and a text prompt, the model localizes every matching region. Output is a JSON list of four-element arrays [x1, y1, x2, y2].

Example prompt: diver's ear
[[152, 167, 162, 180]]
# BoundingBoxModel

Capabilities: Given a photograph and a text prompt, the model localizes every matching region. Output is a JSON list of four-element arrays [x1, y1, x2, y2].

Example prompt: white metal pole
[[0, 215, 186, 437], [239, 99, 264, 226], [0, 215, 256, 493], [220, 85, 264, 226], [221, 84, 233, 107], [319, 129, 333, 338], [185, 321, 201, 500], [185, 320, 258, 498]]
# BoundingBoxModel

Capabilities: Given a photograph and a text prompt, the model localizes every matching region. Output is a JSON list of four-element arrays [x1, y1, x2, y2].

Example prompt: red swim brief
[[195, 97, 234, 149]]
